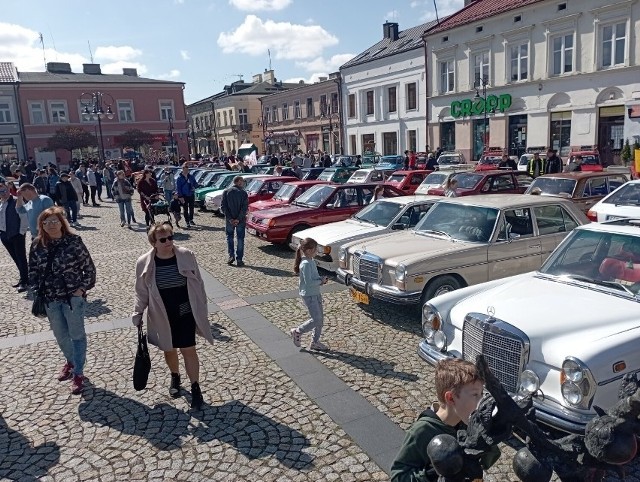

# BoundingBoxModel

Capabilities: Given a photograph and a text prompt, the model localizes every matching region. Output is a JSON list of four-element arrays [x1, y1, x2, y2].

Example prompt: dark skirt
[[168, 311, 196, 348]]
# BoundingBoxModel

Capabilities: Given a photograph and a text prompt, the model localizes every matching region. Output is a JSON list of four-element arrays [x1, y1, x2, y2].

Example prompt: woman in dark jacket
[[137, 170, 159, 227], [28, 206, 96, 395]]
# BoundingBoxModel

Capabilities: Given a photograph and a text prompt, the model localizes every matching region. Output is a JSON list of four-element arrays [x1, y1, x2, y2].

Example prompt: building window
[[223, 111, 228, 126], [348, 94, 356, 118], [406, 83, 417, 111], [550, 111, 572, 157], [440, 60, 455, 93], [474, 51, 490, 83], [29, 101, 45, 124], [602, 23, 626, 68], [294, 101, 301, 119], [272, 105, 278, 122], [306, 134, 319, 152], [366, 90, 374, 116], [159, 101, 173, 120], [282, 103, 288, 120], [0, 102, 11, 123], [217, 112, 221, 127], [382, 132, 398, 155], [551, 33, 574, 75], [320, 95, 328, 115], [362, 134, 375, 154], [510, 43, 529, 81], [306, 97, 314, 118], [49, 101, 68, 124], [117, 100, 134, 122], [239, 108, 248, 125], [388, 86, 397, 113], [349, 135, 357, 155], [330, 93, 338, 114], [265, 107, 271, 123], [407, 130, 417, 151]]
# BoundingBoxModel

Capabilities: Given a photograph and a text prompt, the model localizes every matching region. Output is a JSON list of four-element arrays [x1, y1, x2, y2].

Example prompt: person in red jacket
[[408, 150, 417, 170]]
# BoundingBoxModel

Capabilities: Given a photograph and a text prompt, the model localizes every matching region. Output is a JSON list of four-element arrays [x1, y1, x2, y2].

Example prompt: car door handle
[[529, 244, 541, 249]]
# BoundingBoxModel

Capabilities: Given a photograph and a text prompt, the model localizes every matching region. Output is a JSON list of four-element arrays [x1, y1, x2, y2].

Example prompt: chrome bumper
[[336, 268, 422, 305]]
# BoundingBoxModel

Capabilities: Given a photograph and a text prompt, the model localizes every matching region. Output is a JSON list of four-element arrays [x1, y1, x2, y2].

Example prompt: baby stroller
[[145, 194, 172, 227]]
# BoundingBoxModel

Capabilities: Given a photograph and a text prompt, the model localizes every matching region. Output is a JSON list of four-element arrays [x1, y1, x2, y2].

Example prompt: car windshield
[[421, 173, 448, 186], [349, 171, 368, 182], [381, 156, 400, 164], [387, 174, 406, 183], [354, 200, 404, 226], [573, 155, 599, 165], [246, 179, 265, 193], [317, 170, 336, 181], [479, 156, 501, 165], [603, 182, 640, 206], [438, 155, 460, 165], [453, 172, 484, 190], [273, 183, 297, 201], [527, 178, 577, 196], [212, 175, 234, 189], [415, 202, 498, 242], [294, 185, 334, 207], [201, 171, 217, 185], [334, 156, 354, 166], [258, 167, 272, 174], [540, 229, 640, 296]]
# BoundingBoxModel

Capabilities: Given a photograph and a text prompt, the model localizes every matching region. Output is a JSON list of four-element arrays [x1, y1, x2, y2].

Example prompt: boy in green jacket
[[391, 358, 501, 481]]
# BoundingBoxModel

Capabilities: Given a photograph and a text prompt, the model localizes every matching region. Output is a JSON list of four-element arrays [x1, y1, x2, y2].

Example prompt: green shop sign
[[450, 94, 512, 119]]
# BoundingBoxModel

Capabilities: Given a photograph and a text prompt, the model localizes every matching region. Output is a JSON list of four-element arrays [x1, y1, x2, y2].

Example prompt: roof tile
[[0, 62, 19, 82]]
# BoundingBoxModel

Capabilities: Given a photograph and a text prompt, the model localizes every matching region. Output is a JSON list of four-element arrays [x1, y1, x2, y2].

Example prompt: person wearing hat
[[16, 182, 55, 237], [54, 172, 79, 225], [544, 148, 563, 174]]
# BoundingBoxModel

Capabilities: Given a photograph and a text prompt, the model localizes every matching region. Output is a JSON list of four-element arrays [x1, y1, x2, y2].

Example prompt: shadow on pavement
[[191, 225, 224, 233], [210, 322, 231, 342], [74, 225, 98, 231], [257, 244, 295, 260], [358, 300, 422, 335], [312, 349, 419, 382], [0, 414, 60, 481], [85, 298, 112, 318], [247, 265, 294, 278]]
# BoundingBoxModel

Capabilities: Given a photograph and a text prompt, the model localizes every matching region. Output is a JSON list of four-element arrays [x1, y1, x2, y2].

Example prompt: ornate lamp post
[[168, 115, 175, 162], [80, 91, 114, 163], [321, 111, 341, 156], [473, 76, 490, 159]]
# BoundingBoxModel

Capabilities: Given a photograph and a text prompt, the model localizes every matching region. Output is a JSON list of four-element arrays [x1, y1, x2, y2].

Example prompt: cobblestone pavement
[[0, 197, 638, 481]]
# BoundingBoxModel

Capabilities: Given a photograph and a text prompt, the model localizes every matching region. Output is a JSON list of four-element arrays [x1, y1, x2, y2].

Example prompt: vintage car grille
[[354, 252, 381, 284], [462, 313, 527, 394]]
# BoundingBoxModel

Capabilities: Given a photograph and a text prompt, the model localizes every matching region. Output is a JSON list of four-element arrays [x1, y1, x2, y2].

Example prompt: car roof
[[249, 175, 298, 181], [390, 170, 431, 175], [438, 193, 578, 209], [378, 194, 443, 206], [577, 218, 640, 237], [456, 170, 517, 176], [535, 172, 623, 180], [283, 179, 328, 186]]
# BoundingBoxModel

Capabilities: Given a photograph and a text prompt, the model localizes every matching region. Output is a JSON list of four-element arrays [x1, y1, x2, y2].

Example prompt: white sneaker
[[309, 341, 329, 351], [290, 328, 301, 347]]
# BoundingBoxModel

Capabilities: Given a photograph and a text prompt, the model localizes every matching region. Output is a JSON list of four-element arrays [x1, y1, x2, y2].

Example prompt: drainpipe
[[423, 35, 431, 154], [334, 73, 345, 154], [14, 82, 28, 161]]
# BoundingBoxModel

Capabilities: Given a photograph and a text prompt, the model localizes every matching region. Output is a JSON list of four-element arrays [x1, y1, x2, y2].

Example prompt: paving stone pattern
[[0, 199, 638, 481]]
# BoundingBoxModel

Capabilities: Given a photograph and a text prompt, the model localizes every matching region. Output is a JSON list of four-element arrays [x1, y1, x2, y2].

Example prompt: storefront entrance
[[550, 111, 572, 158], [440, 122, 455, 151], [508, 115, 527, 158], [598, 106, 625, 166], [472, 119, 489, 161]]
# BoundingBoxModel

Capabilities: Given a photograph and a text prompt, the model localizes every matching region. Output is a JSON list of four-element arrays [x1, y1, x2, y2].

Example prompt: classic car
[[346, 168, 388, 184], [195, 172, 239, 209], [290, 195, 441, 272], [316, 167, 358, 184], [301, 167, 325, 180], [203, 174, 270, 215], [587, 179, 639, 222], [474, 148, 506, 171], [375, 155, 405, 172], [418, 218, 640, 433], [437, 151, 466, 166], [568, 146, 602, 172], [332, 155, 358, 167], [385, 170, 431, 194], [246, 183, 404, 245], [517, 153, 547, 172], [337, 194, 587, 306], [414, 171, 459, 195], [524, 172, 629, 213], [362, 153, 382, 167], [249, 180, 329, 212], [426, 170, 533, 196]]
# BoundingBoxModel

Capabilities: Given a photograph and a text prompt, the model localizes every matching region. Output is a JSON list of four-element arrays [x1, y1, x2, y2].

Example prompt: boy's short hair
[[434, 358, 483, 403]]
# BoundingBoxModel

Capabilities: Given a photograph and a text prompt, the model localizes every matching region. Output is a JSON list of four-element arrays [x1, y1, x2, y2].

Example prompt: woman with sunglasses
[[132, 222, 213, 409], [28, 206, 96, 395]]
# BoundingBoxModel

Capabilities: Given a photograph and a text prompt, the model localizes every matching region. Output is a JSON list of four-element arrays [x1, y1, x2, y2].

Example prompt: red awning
[[629, 105, 640, 118]]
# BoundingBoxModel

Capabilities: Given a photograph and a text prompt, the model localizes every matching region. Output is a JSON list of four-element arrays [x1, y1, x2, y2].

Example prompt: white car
[[346, 168, 387, 184], [290, 195, 440, 272], [414, 171, 457, 195], [587, 179, 639, 222], [418, 218, 640, 433], [203, 174, 262, 214], [517, 153, 546, 172]]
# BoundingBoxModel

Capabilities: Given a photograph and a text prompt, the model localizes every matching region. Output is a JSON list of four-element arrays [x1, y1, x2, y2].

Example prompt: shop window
[[349, 135, 357, 155], [550, 111, 571, 157], [407, 130, 417, 152], [440, 121, 455, 151]]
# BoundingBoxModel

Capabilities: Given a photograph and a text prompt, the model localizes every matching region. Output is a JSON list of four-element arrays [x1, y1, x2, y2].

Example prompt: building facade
[[0, 62, 26, 162], [259, 76, 341, 155], [18, 62, 187, 166], [425, 0, 640, 164], [340, 21, 437, 157]]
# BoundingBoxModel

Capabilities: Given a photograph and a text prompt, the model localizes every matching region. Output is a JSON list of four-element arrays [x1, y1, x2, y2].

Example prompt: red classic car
[[384, 170, 432, 194], [246, 183, 404, 245], [474, 147, 507, 171], [245, 175, 298, 205], [427, 170, 533, 196], [249, 180, 329, 212]]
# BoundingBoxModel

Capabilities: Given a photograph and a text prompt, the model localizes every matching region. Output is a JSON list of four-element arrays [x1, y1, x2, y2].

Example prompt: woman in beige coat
[[132, 222, 213, 409]]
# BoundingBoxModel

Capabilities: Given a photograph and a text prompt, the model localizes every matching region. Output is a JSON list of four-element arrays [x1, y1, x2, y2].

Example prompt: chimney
[[46, 62, 72, 74], [82, 63, 102, 75], [317, 76, 328, 82], [253, 73, 263, 83], [122, 68, 138, 76], [464, 0, 476, 4], [383, 22, 399, 41], [298, 80, 305, 85], [263, 69, 275, 84]]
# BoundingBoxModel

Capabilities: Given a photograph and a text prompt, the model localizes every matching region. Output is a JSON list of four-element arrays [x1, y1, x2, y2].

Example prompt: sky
[[1, 0, 463, 104]]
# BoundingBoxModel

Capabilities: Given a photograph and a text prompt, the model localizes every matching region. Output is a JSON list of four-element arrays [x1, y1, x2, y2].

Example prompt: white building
[[425, 0, 640, 164], [340, 20, 438, 156]]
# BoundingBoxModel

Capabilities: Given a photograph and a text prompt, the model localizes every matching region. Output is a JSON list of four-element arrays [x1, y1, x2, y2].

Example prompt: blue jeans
[[117, 200, 134, 224], [297, 295, 324, 343], [63, 202, 78, 223], [46, 296, 87, 376], [225, 220, 245, 262], [163, 189, 174, 202]]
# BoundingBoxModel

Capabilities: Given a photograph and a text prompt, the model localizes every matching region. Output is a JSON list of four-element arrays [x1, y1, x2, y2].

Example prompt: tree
[[47, 127, 98, 158], [621, 139, 632, 165], [118, 129, 154, 150]]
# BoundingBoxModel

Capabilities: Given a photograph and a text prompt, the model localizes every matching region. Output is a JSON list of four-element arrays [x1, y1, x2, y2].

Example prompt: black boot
[[169, 373, 181, 398], [191, 382, 203, 410]]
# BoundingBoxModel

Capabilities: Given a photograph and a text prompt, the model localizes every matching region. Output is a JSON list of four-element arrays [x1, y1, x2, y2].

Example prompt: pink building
[[18, 62, 187, 165]]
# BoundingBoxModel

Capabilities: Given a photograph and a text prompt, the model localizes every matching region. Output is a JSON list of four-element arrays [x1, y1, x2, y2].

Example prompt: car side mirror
[[392, 223, 405, 230], [326, 203, 334, 209]]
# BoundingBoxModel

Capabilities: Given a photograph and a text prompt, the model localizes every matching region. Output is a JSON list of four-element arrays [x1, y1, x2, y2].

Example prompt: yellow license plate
[[350, 287, 369, 305]]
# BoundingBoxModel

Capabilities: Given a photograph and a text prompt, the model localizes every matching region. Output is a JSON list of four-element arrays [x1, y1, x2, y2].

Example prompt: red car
[[568, 147, 603, 172], [246, 183, 404, 245], [384, 170, 432, 194], [474, 147, 506, 171], [427, 170, 533, 196], [249, 180, 329, 212], [245, 175, 298, 205]]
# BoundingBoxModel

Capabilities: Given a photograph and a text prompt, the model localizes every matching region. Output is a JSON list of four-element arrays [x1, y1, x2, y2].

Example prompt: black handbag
[[133, 325, 151, 390], [31, 246, 59, 318]]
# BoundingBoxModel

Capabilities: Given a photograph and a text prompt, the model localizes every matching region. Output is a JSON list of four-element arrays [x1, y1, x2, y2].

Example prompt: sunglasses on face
[[43, 219, 61, 226], [157, 235, 174, 243]]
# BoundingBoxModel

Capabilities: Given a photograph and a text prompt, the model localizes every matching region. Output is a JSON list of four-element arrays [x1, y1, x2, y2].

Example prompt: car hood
[[251, 199, 285, 210], [204, 188, 225, 199], [298, 218, 387, 245], [448, 274, 640, 367], [251, 204, 309, 220]]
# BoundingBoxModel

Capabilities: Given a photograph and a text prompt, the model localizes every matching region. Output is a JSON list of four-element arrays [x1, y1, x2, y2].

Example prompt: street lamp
[[257, 108, 269, 155], [473, 76, 491, 159], [168, 115, 176, 162], [80, 91, 114, 163], [321, 110, 340, 156]]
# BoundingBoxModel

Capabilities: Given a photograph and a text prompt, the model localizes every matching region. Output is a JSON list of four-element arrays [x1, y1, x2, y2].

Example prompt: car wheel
[[287, 225, 310, 250], [420, 275, 462, 306]]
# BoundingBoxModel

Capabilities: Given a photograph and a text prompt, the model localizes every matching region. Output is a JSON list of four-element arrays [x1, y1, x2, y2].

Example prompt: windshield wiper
[[566, 275, 635, 296], [418, 229, 452, 240], [355, 217, 378, 226]]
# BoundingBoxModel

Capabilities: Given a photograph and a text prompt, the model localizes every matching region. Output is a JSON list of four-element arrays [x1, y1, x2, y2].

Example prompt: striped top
[[155, 255, 192, 320]]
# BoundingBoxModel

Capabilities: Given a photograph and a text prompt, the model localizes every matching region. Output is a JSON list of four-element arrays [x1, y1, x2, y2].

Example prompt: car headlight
[[338, 247, 346, 262], [395, 263, 407, 282], [561, 381, 583, 405], [422, 304, 447, 350], [519, 370, 540, 395], [562, 359, 583, 383], [560, 357, 594, 408], [268, 219, 276, 227], [318, 245, 331, 255]]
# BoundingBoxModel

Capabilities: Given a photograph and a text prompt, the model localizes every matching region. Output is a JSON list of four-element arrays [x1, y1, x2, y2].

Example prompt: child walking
[[290, 237, 329, 351], [170, 193, 184, 228]]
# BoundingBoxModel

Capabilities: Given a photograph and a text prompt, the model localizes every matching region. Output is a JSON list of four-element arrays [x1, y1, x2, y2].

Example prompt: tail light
[[586, 210, 597, 222]]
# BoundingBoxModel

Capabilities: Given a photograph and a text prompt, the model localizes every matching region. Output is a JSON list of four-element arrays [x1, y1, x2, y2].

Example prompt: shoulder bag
[[133, 325, 151, 390], [31, 246, 59, 318]]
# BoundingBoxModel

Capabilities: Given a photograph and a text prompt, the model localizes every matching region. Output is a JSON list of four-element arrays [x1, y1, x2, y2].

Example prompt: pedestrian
[[527, 152, 545, 178], [220, 176, 248, 267], [46, 168, 59, 203], [292, 164, 303, 179], [95, 167, 104, 202], [54, 173, 79, 225], [137, 170, 159, 228], [161, 167, 176, 201], [498, 154, 517, 170], [566, 155, 583, 172], [0, 179, 29, 292], [103, 164, 114, 199], [289, 237, 329, 351], [86, 164, 100, 206], [68, 171, 84, 220], [16, 183, 55, 236], [33, 169, 49, 195], [545, 148, 563, 174], [403, 150, 410, 170], [176, 164, 198, 228], [132, 222, 213, 410], [426, 154, 438, 171], [170, 192, 183, 228], [75, 164, 90, 205], [390, 358, 500, 481], [27, 206, 96, 395], [408, 150, 417, 170], [302, 153, 312, 169], [13, 168, 28, 186], [373, 184, 385, 202], [322, 152, 332, 168], [112, 170, 136, 227], [355, 155, 362, 168], [444, 177, 458, 197]]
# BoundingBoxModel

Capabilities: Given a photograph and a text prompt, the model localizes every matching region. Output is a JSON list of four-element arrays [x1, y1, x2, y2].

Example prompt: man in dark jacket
[[221, 176, 249, 267], [54, 172, 79, 225], [33, 169, 48, 194], [544, 149, 563, 174], [0, 180, 29, 291]]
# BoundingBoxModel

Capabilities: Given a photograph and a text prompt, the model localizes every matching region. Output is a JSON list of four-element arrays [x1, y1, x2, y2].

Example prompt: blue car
[[374, 155, 404, 172]]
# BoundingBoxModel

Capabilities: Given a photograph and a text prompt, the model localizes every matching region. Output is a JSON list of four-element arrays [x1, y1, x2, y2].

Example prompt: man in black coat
[[0, 180, 29, 291], [221, 176, 249, 267], [545, 149, 563, 174]]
